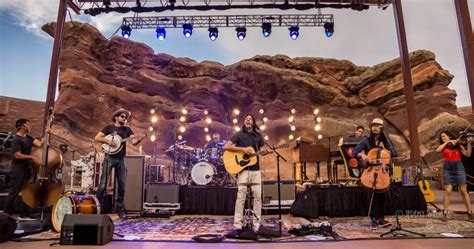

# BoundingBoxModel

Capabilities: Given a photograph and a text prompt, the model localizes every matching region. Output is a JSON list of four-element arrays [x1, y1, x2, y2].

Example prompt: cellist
[[352, 118, 398, 230], [4, 119, 49, 220]]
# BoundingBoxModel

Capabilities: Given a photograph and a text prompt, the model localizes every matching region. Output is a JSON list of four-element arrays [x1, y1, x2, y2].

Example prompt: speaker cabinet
[[116, 156, 145, 212], [145, 183, 179, 204], [60, 214, 114, 245], [262, 180, 295, 209], [0, 213, 16, 243]]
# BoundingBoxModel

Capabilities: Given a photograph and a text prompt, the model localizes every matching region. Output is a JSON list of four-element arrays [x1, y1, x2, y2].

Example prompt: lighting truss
[[122, 14, 334, 29], [73, 0, 392, 15]]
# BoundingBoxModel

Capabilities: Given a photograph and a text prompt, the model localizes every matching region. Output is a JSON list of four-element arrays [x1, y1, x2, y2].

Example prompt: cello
[[21, 109, 63, 208], [360, 145, 392, 193]]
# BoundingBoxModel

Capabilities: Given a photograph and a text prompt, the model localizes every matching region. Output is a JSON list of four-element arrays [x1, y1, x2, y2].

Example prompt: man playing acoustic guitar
[[352, 118, 398, 230], [224, 114, 266, 231], [94, 108, 144, 218]]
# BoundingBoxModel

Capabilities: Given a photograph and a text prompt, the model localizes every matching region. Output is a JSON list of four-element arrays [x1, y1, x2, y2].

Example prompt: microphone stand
[[264, 141, 287, 236]]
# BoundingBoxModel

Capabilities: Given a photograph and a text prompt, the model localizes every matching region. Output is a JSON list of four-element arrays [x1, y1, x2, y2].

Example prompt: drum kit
[[53, 151, 101, 232], [166, 140, 236, 187]]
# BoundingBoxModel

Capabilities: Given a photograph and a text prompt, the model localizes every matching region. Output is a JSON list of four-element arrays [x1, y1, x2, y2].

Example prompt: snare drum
[[191, 161, 216, 185], [52, 194, 101, 232]]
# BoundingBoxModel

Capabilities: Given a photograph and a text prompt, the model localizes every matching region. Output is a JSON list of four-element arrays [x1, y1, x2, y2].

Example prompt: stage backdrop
[[1, 21, 472, 185]]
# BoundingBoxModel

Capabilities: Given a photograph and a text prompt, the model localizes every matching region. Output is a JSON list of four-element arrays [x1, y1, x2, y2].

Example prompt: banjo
[[101, 133, 146, 155]]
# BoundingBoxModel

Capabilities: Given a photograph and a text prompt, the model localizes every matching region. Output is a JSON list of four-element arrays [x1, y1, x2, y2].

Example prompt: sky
[[0, 0, 473, 107]]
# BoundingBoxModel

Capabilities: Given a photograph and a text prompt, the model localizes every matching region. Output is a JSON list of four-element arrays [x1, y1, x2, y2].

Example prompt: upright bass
[[21, 109, 63, 208], [360, 145, 392, 193]]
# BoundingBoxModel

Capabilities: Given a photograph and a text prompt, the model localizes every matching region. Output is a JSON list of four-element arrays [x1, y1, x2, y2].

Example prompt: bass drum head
[[191, 161, 216, 185], [52, 196, 74, 232]]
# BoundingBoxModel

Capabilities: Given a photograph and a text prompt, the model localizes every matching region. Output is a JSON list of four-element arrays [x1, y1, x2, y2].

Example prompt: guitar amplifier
[[262, 180, 295, 209], [143, 183, 180, 215]]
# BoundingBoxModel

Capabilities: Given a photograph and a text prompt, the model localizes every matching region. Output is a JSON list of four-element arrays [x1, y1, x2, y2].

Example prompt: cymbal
[[238, 182, 260, 187]]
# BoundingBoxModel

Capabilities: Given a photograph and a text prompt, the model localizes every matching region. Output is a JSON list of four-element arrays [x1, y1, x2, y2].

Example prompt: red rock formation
[[3, 21, 472, 182]]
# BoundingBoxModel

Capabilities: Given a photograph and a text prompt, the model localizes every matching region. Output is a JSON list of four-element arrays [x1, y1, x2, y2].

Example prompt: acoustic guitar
[[223, 144, 287, 174], [417, 164, 435, 203]]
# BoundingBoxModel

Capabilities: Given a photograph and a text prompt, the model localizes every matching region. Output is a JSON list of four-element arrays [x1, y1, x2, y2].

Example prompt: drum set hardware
[[166, 140, 236, 187]]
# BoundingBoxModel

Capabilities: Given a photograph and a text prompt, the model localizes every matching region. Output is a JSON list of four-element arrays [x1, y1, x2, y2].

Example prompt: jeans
[[4, 164, 30, 216], [96, 156, 127, 208]]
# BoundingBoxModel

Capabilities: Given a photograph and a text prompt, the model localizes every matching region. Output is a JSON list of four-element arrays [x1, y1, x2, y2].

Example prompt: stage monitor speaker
[[262, 180, 295, 205], [0, 213, 17, 243], [145, 183, 179, 204], [60, 214, 114, 245], [116, 156, 145, 212]]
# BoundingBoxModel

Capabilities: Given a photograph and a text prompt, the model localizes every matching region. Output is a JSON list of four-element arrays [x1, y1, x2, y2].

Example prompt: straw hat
[[370, 118, 384, 127], [111, 108, 131, 122]]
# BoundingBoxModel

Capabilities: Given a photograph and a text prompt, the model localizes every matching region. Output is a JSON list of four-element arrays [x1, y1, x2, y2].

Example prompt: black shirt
[[101, 124, 134, 158], [11, 135, 35, 168], [229, 130, 264, 171]]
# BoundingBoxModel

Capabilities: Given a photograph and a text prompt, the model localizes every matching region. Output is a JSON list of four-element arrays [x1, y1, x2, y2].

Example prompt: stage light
[[324, 22, 334, 37], [177, 135, 183, 140], [233, 109, 240, 116], [179, 126, 186, 133], [208, 27, 218, 41], [261, 23, 271, 37], [289, 134, 294, 140], [204, 110, 209, 115], [150, 134, 156, 142], [288, 116, 294, 123], [289, 26, 299, 40], [204, 127, 209, 132], [182, 109, 188, 115], [318, 134, 323, 140], [234, 126, 241, 132], [148, 126, 154, 132], [206, 134, 211, 141], [206, 117, 212, 124], [315, 124, 321, 131], [264, 135, 269, 140], [150, 108, 156, 114], [121, 25, 131, 39], [260, 125, 266, 131], [316, 117, 322, 123], [179, 116, 186, 122], [290, 125, 296, 131], [259, 108, 265, 114], [313, 108, 319, 115], [151, 115, 158, 123], [262, 117, 268, 123], [290, 108, 296, 114], [236, 27, 247, 41], [182, 23, 193, 38], [156, 27, 166, 41]]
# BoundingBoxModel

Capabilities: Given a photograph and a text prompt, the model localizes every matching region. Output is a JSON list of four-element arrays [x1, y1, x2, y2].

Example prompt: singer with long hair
[[436, 130, 472, 219], [352, 118, 398, 230], [224, 114, 265, 231]]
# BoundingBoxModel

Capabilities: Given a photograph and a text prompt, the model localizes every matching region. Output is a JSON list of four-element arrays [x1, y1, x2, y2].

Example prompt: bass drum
[[52, 194, 101, 232], [191, 161, 216, 186]]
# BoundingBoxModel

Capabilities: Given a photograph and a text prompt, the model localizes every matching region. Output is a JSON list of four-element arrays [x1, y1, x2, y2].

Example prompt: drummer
[[205, 132, 225, 150]]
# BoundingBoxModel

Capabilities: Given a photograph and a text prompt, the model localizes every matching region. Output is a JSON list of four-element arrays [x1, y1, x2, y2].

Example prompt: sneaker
[[370, 221, 378, 230], [378, 219, 392, 228], [116, 205, 127, 219]]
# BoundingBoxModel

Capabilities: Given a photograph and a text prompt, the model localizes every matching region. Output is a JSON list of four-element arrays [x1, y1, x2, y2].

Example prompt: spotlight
[[148, 126, 154, 132], [177, 135, 183, 140], [182, 23, 193, 38], [260, 125, 266, 131], [318, 134, 323, 140], [236, 27, 247, 41], [313, 108, 319, 115], [182, 109, 188, 115], [316, 117, 322, 123], [151, 115, 158, 123], [234, 126, 241, 132], [150, 134, 156, 142], [206, 117, 212, 124], [233, 109, 240, 116], [156, 27, 166, 41], [179, 116, 186, 122], [315, 124, 321, 131], [290, 125, 296, 131], [288, 116, 294, 123], [289, 26, 299, 40], [259, 109, 265, 114], [232, 118, 238, 124], [121, 25, 131, 39], [204, 110, 209, 115], [261, 23, 271, 37], [262, 117, 268, 123], [264, 135, 269, 140], [289, 134, 294, 140], [206, 134, 211, 141], [324, 22, 334, 37], [150, 108, 156, 114], [204, 127, 209, 132], [179, 126, 186, 133], [208, 27, 218, 41]]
